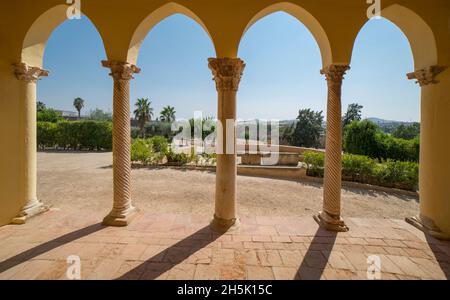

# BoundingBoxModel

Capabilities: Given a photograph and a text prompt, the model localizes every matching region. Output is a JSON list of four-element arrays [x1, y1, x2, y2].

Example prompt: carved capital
[[320, 64, 350, 85], [13, 63, 49, 83], [102, 60, 141, 81], [407, 65, 447, 87], [208, 58, 246, 92]]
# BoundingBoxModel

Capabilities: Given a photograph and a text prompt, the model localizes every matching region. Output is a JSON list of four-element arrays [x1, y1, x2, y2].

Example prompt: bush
[[342, 154, 376, 182], [149, 136, 168, 154], [303, 151, 325, 177], [166, 148, 192, 165], [37, 121, 112, 150], [344, 120, 419, 162], [373, 161, 419, 191], [131, 139, 153, 165], [343, 120, 380, 158], [303, 151, 418, 191], [37, 122, 58, 149], [131, 136, 171, 165], [37, 109, 63, 123]]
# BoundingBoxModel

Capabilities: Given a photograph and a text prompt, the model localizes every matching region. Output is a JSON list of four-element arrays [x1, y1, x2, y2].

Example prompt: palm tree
[[134, 98, 153, 138], [36, 101, 46, 112], [73, 97, 85, 118], [160, 105, 176, 123]]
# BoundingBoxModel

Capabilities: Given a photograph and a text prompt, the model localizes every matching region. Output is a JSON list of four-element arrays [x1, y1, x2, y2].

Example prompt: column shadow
[[425, 235, 450, 279], [295, 229, 337, 280], [0, 223, 105, 274], [117, 226, 221, 280]]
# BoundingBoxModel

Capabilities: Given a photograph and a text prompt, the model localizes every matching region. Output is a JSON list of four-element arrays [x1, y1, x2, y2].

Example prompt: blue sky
[[38, 12, 420, 122]]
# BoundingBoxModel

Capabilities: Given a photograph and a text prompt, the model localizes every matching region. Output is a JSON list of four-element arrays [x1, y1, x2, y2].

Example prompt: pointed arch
[[239, 2, 332, 67], [351, 4, 437, 70], [127, 2, 214, 65], [21, 4, 106, 68]]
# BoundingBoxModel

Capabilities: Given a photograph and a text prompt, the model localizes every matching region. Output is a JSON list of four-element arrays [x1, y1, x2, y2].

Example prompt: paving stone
[[246, 266, 274, 280], [272, 266, 298, 280]]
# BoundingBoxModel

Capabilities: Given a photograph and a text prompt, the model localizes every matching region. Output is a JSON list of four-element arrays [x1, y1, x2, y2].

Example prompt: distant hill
[[365, 117, 419, 126], [365, 118, 419, 134]]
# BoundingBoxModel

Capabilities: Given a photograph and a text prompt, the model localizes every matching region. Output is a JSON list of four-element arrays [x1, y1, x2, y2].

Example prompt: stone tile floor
[[0, 209, 449, 280]]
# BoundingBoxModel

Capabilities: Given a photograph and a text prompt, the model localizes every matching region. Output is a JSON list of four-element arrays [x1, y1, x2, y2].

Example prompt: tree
[[37, 101, 46, 112], [343, 120, 381, 159], [342, 103, 363, 128], [291, 109, 324, 148], [392, 123, 420, 140], [73, 97, 85, 118], [88, 108, 112, 121], [160, 106, 176, 122], [134, 98, 153, 138], [37, 108, 62, 123]]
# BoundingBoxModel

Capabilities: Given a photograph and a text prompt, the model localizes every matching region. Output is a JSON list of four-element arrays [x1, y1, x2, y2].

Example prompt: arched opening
[[23, 6, 111, 214], [240, 2, 332, 67], [127, 2, 214, 65], [344, 5, 436, 219], [236, 11, 328, 217], [129, 12, 217, 215]]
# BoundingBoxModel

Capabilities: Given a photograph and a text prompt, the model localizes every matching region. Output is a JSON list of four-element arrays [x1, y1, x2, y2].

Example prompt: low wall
[[237, 165, 306, 180]]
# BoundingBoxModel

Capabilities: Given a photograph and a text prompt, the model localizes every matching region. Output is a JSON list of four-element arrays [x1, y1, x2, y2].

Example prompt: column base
[[210, 214, 240, 233], [103, 207, 138, 227], [314, 211, 349, 232], [405, 215, 450, 240], [11, 201, 49, 225]]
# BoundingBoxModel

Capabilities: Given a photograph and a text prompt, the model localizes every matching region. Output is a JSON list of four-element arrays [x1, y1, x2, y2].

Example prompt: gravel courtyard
[[37, 152, 419, 219]]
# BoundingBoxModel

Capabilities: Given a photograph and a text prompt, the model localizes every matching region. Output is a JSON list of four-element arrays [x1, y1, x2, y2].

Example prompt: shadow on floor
[[117, 226, 221, 280], [0, 223, 105, 274], [425, 235, 450, 279], [295, 229, 337, 280]]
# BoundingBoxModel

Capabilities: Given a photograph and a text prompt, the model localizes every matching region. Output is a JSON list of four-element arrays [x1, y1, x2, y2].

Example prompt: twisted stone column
[[102, 60, 140, 226], [11, 63, 49, 224], [314, 64, 350, 232], [406, 65, 449, 240], [208, 58, 245, 232]]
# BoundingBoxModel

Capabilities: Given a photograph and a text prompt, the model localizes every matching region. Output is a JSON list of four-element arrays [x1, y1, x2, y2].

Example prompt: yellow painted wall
[[0, 0, 449, 228]]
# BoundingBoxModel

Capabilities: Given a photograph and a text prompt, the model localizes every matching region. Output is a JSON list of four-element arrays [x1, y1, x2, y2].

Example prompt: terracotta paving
[[0, 209, 449, 280]]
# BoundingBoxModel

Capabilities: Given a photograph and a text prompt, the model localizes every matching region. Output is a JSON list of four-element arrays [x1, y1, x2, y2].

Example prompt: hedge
[[304, 151, 419, 191], [343, 120, 419, 162], [37, 121, 112, 150]]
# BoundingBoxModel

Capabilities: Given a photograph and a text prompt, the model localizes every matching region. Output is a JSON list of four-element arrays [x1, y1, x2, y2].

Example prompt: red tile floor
[[0, 209, 449, 280]]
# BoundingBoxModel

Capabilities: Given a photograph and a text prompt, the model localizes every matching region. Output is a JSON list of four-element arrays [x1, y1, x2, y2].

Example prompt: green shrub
[[344, 120, 380, 158], [342, 154, 376, 182], [37, 109, 62, 123], [303, 151, 325, 177], [373, 160, 419, 191], [166, 148, 192, 165], [344, 120, 419, 162], [37, 121, 112, 150], [37, 122, 58, 149], [131, 139, 153, 165], [149, 136, 168, 154], [303, 150, 418, 191]]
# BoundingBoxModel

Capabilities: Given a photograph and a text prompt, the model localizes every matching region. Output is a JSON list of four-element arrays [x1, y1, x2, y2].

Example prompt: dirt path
[[37, 152, 419, 219]]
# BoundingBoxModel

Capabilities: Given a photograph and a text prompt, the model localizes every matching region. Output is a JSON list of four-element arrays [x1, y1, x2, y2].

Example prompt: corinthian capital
[[208, 58, 246, 92], [102, 60, 141, 81], [321, 64, 351, 84], [407, 65, 447, 87], [13, 63, 49, 83]]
